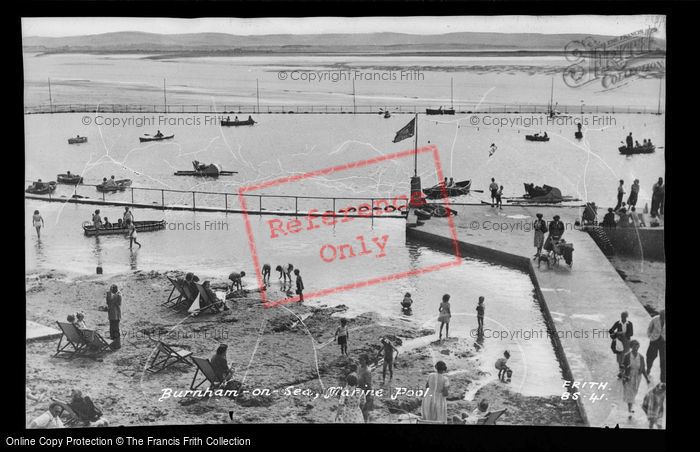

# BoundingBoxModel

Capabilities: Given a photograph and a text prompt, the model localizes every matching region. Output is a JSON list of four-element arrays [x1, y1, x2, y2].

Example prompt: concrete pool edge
[[405, 223, 590, 427]]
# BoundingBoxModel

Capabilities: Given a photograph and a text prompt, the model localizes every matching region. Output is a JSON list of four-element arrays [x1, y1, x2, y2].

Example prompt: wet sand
[[26, 270, 583, 426]]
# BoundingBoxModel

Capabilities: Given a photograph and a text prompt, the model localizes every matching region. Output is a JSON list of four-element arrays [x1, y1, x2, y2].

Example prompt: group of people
[[608, 309, 666, 427], [603, 177, 664, 228], [489, 178, 504, 209], [90, 206, 141, 248], [625, 133, 654, 149], [532, 213, 567, 260], [264, 263, 304, 301], [29, 389, 106, 429]]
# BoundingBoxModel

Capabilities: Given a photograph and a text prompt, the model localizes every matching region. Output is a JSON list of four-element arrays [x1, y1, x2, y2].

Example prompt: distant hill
[[23, 31, 666, 56]]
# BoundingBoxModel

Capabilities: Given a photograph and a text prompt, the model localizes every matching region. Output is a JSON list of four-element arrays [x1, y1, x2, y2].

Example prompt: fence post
[[131, 188, 134, 205], [102, 190, 105, 202], [333, 198, 336, 213], [161, 190, 165, 209], [225, 193, 228, 211], [259, 195, 262, 212], [192, 192, 196, 210], [295, 197, 298, 216]]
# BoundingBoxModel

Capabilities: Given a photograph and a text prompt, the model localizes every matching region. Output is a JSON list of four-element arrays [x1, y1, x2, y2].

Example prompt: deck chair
[[54, 322, 88, 359], [176, 281, 200, 312], [190, 356, 224, 390], [48, 400, 82, 426], [416, 419, 447, 424], [477, 409, 507, 425], [163, 276, 184, 307], [145, 337, 193, 373], [80, 329, 113, 354], [191, 284, 224, 315]]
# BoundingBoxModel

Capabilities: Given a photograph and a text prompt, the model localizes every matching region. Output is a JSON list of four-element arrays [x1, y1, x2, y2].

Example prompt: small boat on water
[[82, 220, 166, 236], [575, 131, 583, 139], [26, 181, 57, 195], [96, 179, 132, 192], [524, 183, 557, 198], [68, 136, 87, 144], [422, 180, 471, 199], [618, 144, 655, 155], [174, 161, 237, 178], [221, 117, 256, 127], [384, 111, 391, 118], [525, 134, 550, 142], [57, 173, 83, 184], [139, 133, 174, 143], [425, 108, 455, 115], [508, 183, 572, 204]]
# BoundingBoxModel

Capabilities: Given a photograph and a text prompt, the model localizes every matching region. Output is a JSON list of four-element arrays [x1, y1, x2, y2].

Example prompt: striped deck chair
[[54, 322, 88, 359], [477, 409, 507, 425], [190, 356, 224, 390], [145, 337, 193, 373]]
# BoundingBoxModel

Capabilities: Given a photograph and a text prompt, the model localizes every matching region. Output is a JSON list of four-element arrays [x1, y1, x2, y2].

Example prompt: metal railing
[[24, 103, 663, 115]]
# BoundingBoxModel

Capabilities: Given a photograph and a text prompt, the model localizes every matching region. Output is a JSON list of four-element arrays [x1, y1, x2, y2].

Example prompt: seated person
[[155, 130, 163, 138], [117, 218, 123, 228], [466, 399, 490, 425], [29, 405, 64, 429], [211, 344, 234, 383], [617, 208, 631, 228], [104, 177, 117, 188], [602, 208, 617, 228], [401, 292, 413, 309], [68, 389, 103, 425], [544, 132, 548, 138], [635, 140, 641, 147], [202, 280, 229, 312], [103, 217, 112, 228], [74, 312, 87, 329]]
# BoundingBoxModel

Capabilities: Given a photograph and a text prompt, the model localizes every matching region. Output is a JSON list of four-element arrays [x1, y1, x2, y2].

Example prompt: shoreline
[[26, 269, 583, 426]]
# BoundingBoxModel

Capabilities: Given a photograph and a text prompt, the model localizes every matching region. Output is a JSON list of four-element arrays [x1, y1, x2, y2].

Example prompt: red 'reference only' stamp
[[238, 144, 461, 307]]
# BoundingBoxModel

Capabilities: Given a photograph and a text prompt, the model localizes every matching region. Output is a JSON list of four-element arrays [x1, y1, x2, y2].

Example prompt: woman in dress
[[335, 374, 365, 423], [438, 294, 451, 340], [622, 340, 650, 418], [32, 210, 44, 238], [421, 361, 450, 422], [126, 219, 141, 249]]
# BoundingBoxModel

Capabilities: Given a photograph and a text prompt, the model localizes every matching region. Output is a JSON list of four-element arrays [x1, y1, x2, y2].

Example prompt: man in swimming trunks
[[375, 338, 399, 384]]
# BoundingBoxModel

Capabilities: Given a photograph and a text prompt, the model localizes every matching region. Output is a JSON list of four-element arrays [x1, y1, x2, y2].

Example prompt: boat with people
[[57, 173, 83, 184], [425, 107, 455, 115], [523, 183, 557, 198], [96, 179, 132, 192], [82, 219, 166, 236], [525, 133, 550, 142], [221, 116, 256, 127], [618, 144, 656, 155], [422, 180, 471, 199], [139, 132, 174, 142], [68, 136, 88, 144], [174, 161, 237, 178], [26, 180, 57, 195]]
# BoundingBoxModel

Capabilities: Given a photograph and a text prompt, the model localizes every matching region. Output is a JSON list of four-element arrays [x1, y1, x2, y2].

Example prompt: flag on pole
[[393, 117, 416, 143], [188, 293, 201, 314]]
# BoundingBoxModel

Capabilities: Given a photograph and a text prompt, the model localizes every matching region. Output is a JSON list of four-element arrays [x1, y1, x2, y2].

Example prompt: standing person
[[533, 213, 547, 257], [615, 180, 625, 211], [32, 210, 45, 238], [651, 177, 664, 218], [626, 132, 634, 149], [106, 284, 122, 350], [376, 337, 399, 384], [476, 296, 485, 332], [228, 271, 246, 292], [261, 264, 271, 285], [642, 382, 666, 429], [294, 269, 304, 302], [544, 215, 565, 253], [448, 177, 455, 187], [126, 219, 141, 249], [123, 207, 134, 224], [421, 361, 450, 422], [622, 340, 650, 418], [627, 179, 640, 208], [489, 178, 499, 207], [335, 374, 365, 423], [496, 185, 504, 209], [334, 318, 349, 356], [646, 309, 666, 383], [609, 311, 634, 378], [357, 354, 373, 423], [92, 209, 103, 230], [437, 294, 451, 341], [602, 208, 617, 228]]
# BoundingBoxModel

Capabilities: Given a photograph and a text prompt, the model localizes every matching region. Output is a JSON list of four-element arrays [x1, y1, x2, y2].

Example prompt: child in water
[[495, 351, 511, 382], [261, 264, 271, 285], [401, 292, 413, 312], [334, 318, 349, 356]]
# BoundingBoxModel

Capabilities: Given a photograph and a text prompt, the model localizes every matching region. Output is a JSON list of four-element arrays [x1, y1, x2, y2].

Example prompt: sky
[[23, 16, 666, 38]]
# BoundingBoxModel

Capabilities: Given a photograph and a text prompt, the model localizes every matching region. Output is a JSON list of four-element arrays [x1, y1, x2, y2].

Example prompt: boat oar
[[470, 189, 485, 193]]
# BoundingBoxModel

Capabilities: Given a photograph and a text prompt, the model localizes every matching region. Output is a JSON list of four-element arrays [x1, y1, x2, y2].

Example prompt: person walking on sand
[[646, 309, 666, 383], [622, 340, 650, 419], [335, 374, 365, 424], [627, 179, 640, 208], [106, 284, 122, 350], [126, 219, 141, 249], [421, 361, 450, 422], [615, 180, 625, 211], [642, 382, 666, 429], [476, 296, 485, 332], [294, 269, 304, 302], [533, 213, 547, 257], [438, 294, 451, 341], [32, 210, 44, 239], [376, 337, 399, 384], [489, 178, 499, 207], [357, 354, 373, 423], [335, 318, 349, 356], [609, 311, 634, 378]]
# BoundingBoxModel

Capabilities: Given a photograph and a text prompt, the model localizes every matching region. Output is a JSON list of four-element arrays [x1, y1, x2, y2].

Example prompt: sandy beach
[[26, 269, 583, 426]]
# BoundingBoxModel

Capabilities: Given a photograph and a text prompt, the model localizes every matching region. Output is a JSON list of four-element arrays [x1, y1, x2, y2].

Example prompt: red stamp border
[[238, 144, 461, 307]]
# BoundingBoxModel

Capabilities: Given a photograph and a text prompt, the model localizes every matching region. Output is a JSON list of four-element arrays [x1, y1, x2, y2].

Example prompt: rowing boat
[[423, 180, 471, 199], [139, 134, 174, 142], [82, 220, 166, 236], [26, 181, 57, 194], [525, 134, 550, 142], [57, 173, 83, 184], [96, 179, 132, 192], [174, 161, 237, 177], [221, 118, 256, 127], [425, 108, 455, 115], [68, 136, 87, 144], [618, 144, 655, 155]]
